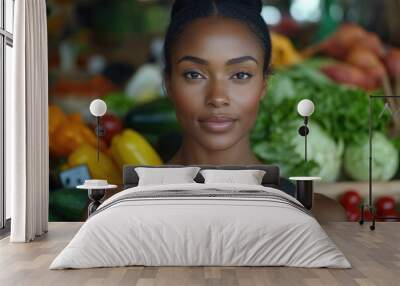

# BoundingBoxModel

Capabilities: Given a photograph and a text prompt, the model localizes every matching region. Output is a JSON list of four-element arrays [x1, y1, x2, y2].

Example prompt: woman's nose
[[205, 80, 230, 107]]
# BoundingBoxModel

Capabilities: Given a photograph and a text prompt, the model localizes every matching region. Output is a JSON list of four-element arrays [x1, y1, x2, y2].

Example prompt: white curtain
[[7, 0, 49, 242]]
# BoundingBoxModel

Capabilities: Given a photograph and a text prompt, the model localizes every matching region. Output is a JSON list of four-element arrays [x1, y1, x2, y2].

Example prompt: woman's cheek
[[233, 91, 261, 127], [171, 91, 201, 128]]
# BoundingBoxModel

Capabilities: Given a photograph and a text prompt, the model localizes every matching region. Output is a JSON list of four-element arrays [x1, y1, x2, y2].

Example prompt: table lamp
[[89, 99, 107, 162], [290, 99, 320, 210], [78, 99, 117, 217], [297, 99, 315, 162]]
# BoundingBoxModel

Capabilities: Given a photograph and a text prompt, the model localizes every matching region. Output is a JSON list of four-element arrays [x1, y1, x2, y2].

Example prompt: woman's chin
[[196, 133, 240, 151]]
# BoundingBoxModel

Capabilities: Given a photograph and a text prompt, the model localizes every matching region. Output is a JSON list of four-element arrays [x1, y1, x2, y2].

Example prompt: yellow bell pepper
[[68, 112, 84, 123], [68, 144, 122, 185], [271, 32, 302, 68], [111, 129, 162, 168], [49, 105, 67, 135], [49, 107, 107, 158]]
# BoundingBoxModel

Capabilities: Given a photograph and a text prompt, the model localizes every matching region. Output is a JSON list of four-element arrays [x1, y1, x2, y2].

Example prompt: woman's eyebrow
[[177, 55, 258, 65], [177, 56, 207, 65], [226, 56, 258, 65]]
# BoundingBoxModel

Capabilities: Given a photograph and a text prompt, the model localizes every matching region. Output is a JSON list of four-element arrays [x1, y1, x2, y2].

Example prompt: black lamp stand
[[293, 116, 316, 210], [94, 116, 105, 162], [298, 116, 309, 162], [359, 95, 400, 230]]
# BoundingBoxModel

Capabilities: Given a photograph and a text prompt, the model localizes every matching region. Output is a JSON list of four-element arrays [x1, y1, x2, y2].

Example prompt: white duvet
[[50, 183, 351, 269]]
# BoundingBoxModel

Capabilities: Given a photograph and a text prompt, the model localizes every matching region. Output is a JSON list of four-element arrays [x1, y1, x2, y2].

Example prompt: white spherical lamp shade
[[89, 99, 107, 117], [297, 99, 315, 117]]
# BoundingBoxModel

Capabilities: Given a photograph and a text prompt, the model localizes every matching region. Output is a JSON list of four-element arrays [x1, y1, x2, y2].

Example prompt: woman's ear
[[163, 75, 172, 99], [163, 75, 177, 107]]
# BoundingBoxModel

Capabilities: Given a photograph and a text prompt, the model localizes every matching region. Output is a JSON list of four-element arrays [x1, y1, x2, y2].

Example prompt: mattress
[[49, 183, 351, 269]]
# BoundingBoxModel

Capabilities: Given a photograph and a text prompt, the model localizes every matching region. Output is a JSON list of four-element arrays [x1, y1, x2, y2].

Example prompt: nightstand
[[289, 176, 321, 210], [77, 183, 118, 216]]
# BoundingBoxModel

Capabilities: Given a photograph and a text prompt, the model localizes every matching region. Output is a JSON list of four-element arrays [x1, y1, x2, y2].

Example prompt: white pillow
[[200, 169, 266, 185], [135, 167, 201, 186]]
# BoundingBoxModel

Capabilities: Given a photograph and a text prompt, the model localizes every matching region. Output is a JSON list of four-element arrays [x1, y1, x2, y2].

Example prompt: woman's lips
[[198, 116, 237, 133]]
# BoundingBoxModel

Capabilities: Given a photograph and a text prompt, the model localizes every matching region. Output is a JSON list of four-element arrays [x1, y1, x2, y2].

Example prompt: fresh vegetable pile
[[270, 31, 302, 68], [48, 27, 400, 222], [304, 23, 400, 91], [250, 62, 398, 181], [49, 106, 164, 185], [340, 190, 399, 222]]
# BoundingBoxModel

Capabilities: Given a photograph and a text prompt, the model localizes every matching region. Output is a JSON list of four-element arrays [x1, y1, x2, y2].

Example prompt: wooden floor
[[0, 222, 399, 286]]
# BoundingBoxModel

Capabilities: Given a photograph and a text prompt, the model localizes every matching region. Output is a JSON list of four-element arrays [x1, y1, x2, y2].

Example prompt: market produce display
[[125, 63, 163, 103], [66, 144, 122, 185], [110, 129, 163, 169], [339, 190, 399, 222], [375, 196, 399, 218], [98, 114, 124, 146], [49, 188, 88, 222], [49, 28, 400, 188], [103, 91, 136, 118], [253, 119, 343, 181], [339, 190, 362, 208], [251, 61, 396, 181], [339, 190, 372, 222], [49, 105, 107, 157], [384, 48, 400, 79], [124, 97, 181, 145], [303, 23, 400, 91], [344, 132, 399, 181], [51, 75, 115, 97], [46, 16, 400, 222], [270, 31, 303, 68]]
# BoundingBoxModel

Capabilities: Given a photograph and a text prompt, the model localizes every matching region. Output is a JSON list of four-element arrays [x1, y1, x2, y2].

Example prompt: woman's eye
[[183, 71, 204, 80], [232, 72, 253, 80]]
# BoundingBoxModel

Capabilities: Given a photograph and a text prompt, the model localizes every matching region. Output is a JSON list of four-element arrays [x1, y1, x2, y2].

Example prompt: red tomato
[[340, 190, 362, 209], [100, 114, 124, 145], [345, 205, 374, 222], [363, 208, 373, 221], [375, 196, 396, 216], [381, 210, 399, 221], [345, 205, 360, 221]]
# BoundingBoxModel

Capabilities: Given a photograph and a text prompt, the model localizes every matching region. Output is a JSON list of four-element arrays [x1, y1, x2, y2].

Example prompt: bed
[[49, 164, 351, 269]]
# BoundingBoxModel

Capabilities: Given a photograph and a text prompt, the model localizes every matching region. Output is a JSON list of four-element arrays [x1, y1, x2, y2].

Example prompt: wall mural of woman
[[161, 0, 346, 222], [163, 0, 269, 165]]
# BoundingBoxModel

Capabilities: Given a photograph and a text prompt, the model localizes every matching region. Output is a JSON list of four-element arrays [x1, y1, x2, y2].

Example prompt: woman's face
[[165, 17, 267, 151]]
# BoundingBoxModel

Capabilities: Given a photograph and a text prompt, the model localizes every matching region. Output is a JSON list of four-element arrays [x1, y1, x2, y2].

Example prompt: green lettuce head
[[253, 120, 344, 182], [344, 132, 399, 181]]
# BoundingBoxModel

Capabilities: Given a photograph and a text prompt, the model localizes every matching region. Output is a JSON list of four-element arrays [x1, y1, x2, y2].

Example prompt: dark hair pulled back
[[163, 0, 272, 77]]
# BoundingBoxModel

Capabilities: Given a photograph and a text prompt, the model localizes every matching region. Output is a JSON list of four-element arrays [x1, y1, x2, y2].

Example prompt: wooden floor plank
[[0, 222, 399, 286]]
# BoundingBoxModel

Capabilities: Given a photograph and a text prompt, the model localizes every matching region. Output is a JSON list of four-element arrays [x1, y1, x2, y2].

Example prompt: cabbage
[[344, 132, 399, 181], [250, 62, 393, 181], [255, 62, 390, 146], [253, 120, 344, 182]]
